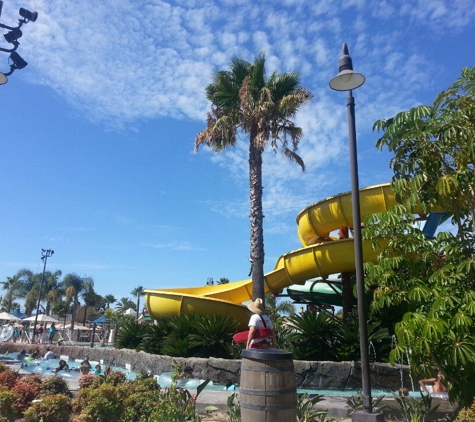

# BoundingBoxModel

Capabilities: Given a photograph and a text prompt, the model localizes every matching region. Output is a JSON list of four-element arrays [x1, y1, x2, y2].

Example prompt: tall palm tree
[[62, 273, 93, 330], [103, 294, 117, 309], [195, 53, 312, 303], [44, 270, 63, 315], [115, 297, 136, 313], [130, 286, 145, 317], [81, 280, 101, 324], [1, 275, 21, 313]]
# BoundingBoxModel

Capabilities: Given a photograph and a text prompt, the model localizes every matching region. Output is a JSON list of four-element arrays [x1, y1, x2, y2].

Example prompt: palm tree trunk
[[71, 297, 77, 331], [249, 138, 265, 303]]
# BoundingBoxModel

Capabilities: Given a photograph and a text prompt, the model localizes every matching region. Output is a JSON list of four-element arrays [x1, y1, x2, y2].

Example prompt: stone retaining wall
[[1, 343, 413, 390]]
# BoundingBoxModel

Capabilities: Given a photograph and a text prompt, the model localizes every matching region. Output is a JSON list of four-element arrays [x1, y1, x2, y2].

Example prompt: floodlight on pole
[[0, 1, 38, 84], [32, 249, 54, 343], [329, 44, 384, 422]]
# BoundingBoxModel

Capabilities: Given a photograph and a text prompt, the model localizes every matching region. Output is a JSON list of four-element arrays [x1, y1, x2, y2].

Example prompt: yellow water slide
[[145, 183, 412, 329]]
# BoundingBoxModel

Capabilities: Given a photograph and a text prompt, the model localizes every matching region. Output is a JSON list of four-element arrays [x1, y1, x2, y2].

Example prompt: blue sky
[[0, 0, 473, 305]]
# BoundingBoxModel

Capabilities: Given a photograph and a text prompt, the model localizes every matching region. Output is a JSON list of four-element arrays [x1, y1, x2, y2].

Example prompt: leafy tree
[[81, 280, 101, 323], [62, 273, 94, 330], [265, 293, 295, 321], [114, 297, 136, 313], [1, 275, 22, 313], [130, 286, 145, 317], [44, 270, 63, 315], [366, 67, 475, 407], [104, 294, 117, 308], [195, 52, 312, 303]]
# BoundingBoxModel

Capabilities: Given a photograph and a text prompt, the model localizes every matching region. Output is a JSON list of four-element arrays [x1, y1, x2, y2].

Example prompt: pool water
[[5, 353, 138, 381], [5, 354, 409, 397]]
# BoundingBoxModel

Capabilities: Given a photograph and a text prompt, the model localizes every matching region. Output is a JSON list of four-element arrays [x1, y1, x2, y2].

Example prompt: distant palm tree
[[195, 52, 312, 303], [103, 294, 117, 309], [1, 275, 21, 313], [81, 280, 101, 323], [130, 286, 145, 317], [266, 293, 296, 321], [62, 273, 93, 330], [44, 270, 63, 315], [115, 297, 136, 313], [217, 278, 230, 285]]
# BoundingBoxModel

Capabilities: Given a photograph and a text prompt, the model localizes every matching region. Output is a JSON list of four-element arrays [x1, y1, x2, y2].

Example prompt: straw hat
[[247, 298, 264, 315]]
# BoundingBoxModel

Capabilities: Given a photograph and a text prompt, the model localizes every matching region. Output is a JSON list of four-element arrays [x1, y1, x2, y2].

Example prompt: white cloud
[[4, 0, 472, 223], [142, 241, 204, 251]]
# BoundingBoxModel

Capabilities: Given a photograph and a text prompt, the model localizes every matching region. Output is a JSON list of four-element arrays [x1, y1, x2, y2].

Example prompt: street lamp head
[[4, 28, 22, 44], [0, 72, 6, 85], [9, 51, 27, 69], [329, 43, 365, 91], [19, 7, 38, 23]]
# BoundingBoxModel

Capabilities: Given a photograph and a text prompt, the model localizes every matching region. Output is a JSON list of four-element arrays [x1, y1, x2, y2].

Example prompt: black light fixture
[[32, 249, 54, 344], [329, 44, 384, 422], [0, 1, 38, 84], [19, 7, 38, 23], [9, 51, 27, 69], [4, 27, 22, 44]]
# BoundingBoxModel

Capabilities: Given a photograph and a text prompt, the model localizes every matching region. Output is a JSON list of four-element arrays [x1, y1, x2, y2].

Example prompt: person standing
[[37, 325, 44, 344], [48, 323, 56, 344], [245, 298, 275, 349], [12, 326, 20, 343]]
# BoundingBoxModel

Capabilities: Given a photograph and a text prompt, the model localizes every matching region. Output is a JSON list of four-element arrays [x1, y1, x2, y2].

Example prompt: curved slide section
[[145, 183, 427, 329]]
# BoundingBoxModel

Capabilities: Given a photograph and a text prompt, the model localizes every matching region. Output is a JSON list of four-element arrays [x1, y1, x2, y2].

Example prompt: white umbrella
[[64, 324, 91, 330], [23, 314, 59, 323], [124, 308, 137, 316], [0, 312, 21, 321]]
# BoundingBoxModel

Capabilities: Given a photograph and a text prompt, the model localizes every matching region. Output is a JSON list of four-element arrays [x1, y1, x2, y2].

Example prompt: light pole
[[329, 44, 384, 422], [0, 1, 38, 85], [32, 249, 54, 343]]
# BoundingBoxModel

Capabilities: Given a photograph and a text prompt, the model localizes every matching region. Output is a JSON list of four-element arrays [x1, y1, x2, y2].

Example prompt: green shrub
[[455, 400, 475, 422], [12, 377, 42, 413], [148, 386, 201, 422], [23, 394, 72, 422], [0, 368, 20, 388], [140, 321, 170, 354], [347, 391, 389, 415], [115, 320, 149, 350], [122, 390, 159, 422], [187, 314, 240, 359], [78, 374, 99, 390], [72, 383, 126, 422], [389, 392, 439, 422], [0, 386, 20, 422], [40, 376, 72, 398]]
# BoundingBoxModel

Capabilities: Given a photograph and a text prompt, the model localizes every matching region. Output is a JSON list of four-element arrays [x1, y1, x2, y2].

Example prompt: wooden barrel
[[240, 348, 296, 422]]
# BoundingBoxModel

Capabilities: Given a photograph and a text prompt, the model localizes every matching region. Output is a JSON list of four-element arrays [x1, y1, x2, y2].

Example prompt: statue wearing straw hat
[[245, 298, 275, 349]]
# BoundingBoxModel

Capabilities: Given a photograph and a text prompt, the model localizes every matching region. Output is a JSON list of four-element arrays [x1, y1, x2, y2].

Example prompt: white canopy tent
[[124, 308, 138, 317], [23, 315, 59, 323], [0, 312, 21, 321]]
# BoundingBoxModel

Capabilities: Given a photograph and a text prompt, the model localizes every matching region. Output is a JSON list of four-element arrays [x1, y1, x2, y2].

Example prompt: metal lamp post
[[32, 249, 54, 343], [329, 44, 384, 422], [0, 1, 38, 84]]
